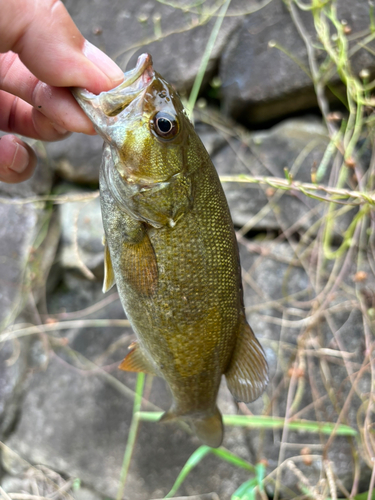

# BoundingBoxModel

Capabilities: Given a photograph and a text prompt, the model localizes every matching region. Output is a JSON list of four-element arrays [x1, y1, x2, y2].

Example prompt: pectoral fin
[[103, 240, 116, 293], [119, 341, 156, 375], [225, 322, 268, 403], [121, 233, 158, 297]]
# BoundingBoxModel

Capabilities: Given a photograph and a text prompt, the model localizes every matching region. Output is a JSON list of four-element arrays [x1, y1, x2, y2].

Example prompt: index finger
[[0, 0, 124, 94]]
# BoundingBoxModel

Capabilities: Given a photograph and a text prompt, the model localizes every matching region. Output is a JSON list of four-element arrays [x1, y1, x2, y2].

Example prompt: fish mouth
[[72, 53, 155, 131], [98, 53, 154, 116]]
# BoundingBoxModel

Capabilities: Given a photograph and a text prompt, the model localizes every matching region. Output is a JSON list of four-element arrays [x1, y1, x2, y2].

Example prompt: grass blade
[[186, 0, 232, 117], [164, 445, 212, 498], [137, 412, 357, 436], [116, 372, 145, 500], [231, 464, 265, 500], [210, 448, 256, 472]]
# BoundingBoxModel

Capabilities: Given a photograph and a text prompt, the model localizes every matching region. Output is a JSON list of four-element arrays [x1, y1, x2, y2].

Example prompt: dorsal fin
[[103, 240, 116, 293], [225, 322, 268, 403]]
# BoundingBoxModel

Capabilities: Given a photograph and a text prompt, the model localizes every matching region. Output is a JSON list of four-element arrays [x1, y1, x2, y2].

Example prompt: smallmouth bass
[[73, 54, 268, 448]]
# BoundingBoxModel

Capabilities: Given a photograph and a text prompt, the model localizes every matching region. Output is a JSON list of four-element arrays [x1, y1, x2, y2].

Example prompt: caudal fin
[[191, 407, 223, 448], [160, 407, 224, 448]]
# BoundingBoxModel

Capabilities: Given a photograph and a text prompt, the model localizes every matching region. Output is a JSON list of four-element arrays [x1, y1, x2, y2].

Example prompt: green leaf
[[353, 491, 375, 500], [221, 414, 357, 436], [231, 464, 265, 500], [232, 478, 258, 500], [137, 412, 357, 436], [210, 448, 255, 472], [164, 446, 211, 498]]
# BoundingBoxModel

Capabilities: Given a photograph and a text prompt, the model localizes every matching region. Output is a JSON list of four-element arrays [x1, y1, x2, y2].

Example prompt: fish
[[72, 53, 268, 448]]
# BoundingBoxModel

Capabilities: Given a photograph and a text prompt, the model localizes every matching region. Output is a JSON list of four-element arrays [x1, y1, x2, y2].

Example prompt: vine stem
[[116, 373, 145, 500], [219, 175, 375, 205], [186, 0, 232, 117]]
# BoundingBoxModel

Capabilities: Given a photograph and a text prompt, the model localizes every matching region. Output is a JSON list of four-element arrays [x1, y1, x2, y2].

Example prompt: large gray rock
[[238, 238, 372, 495], [0, 159, 59, 442], [3, 274, 253, 500], [206, 115, 354, 235], [63, 0, 247, 92], [220, 0, 375, 123], [45, 134, 103, 185], [58, 188, 104, 278]]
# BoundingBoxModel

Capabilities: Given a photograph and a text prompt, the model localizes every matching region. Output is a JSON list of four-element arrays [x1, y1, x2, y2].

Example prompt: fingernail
[[52, 123, 69, 135], [83, 40, 124, 84], [9, 141, 29, 174]]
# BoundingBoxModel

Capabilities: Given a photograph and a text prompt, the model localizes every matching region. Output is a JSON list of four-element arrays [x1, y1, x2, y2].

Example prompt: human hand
[[0, 0, 124, 183]]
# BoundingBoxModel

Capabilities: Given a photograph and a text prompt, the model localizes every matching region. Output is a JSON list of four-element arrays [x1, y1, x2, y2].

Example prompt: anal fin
[[119, 341, 156, 375], [103, 239, 116, 293], [225, 322, 268, 403]]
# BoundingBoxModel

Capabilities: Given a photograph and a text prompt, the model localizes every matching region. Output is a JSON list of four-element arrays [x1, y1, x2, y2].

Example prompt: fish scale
[[73, 53, 268, 448]]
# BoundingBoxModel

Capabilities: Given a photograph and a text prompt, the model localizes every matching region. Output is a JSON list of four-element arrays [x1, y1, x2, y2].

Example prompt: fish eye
[[152, 111, 179, 140]]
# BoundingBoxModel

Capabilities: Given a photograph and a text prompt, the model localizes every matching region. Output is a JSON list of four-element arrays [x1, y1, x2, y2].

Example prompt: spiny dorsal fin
[[118, 341, 156, 375], [103, 240, 116, 293], [225, 322, 268, 403]]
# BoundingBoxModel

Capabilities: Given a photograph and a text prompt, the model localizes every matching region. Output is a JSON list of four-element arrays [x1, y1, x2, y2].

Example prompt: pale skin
[[0, 0, 124, 183]]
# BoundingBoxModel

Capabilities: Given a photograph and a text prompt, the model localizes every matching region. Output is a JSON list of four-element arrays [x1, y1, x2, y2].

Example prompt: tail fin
[[191, 407, 223, 448], [159, 407, 224, 448]]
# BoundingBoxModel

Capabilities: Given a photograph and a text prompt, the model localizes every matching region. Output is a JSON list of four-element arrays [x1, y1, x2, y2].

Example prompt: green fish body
[[73, 54, 268, 448]]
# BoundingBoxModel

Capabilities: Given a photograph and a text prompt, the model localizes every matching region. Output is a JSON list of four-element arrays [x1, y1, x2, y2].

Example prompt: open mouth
[[72, 53, 155, 118], [99, 53, 155, 116]]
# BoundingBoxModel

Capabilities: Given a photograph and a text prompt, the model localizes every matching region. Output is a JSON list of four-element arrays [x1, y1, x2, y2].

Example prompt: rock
[[150, 495, 219, 500], [45, 134, 103, 185], [63, 0, 245, 92], [238, 237, 372, 495], [57, 188, 104, 278], [3, 273, 253, 500], [205, 114, 339, 233], [0, 455, 81, 500], [0, 203, 59, 441], [0, 153, 59, 442], [220, 0, 375, 123], [72, 486, 104, 500]]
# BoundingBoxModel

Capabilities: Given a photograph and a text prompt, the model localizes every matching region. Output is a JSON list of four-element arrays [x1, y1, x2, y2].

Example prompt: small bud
[[360, 69, 370, 80], [197, 98, 207, 109], [45, 317, 58, 325], [301, 447, 312, 466], [288, 367, 305, 378], [210, 76, 222, 89], [345, 156, 356, 168], [327, 111, 343, 122], [353, 271, 368, 282]]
